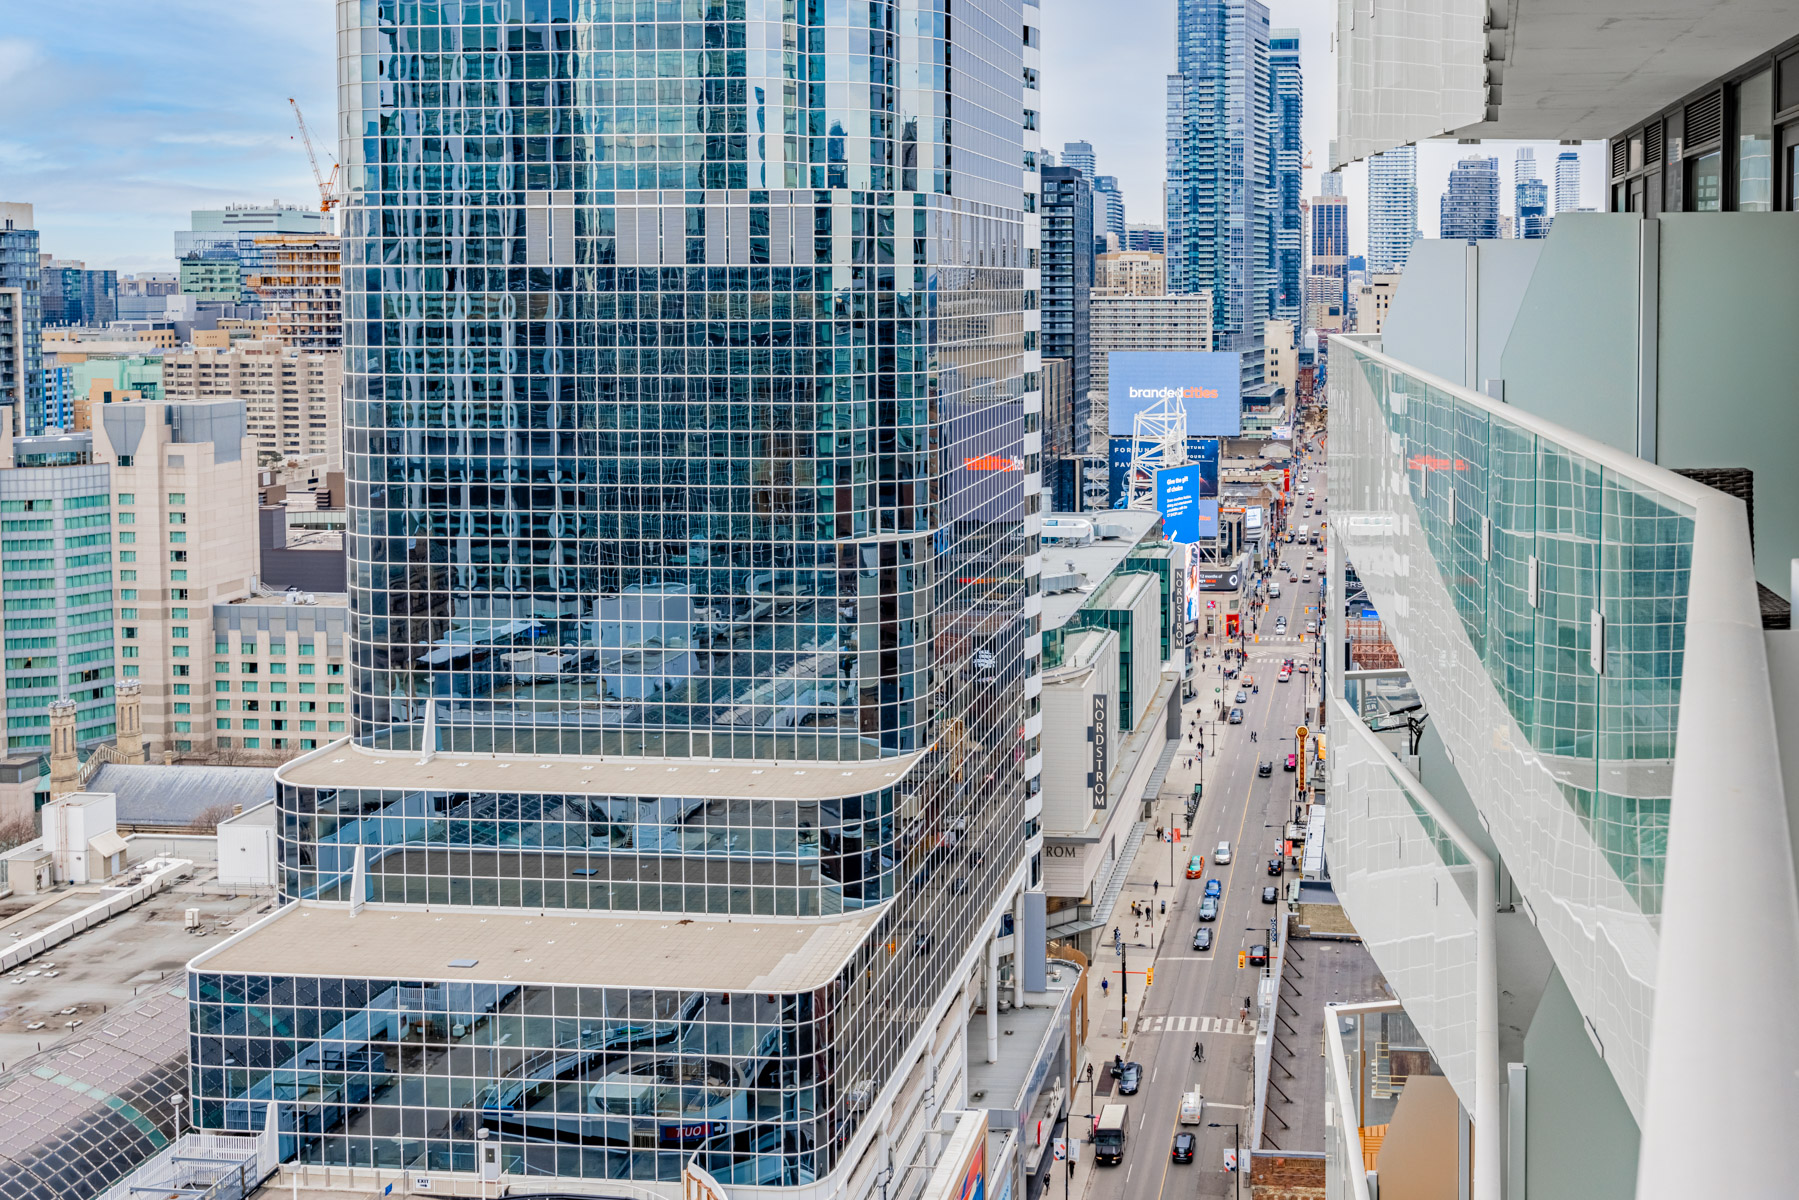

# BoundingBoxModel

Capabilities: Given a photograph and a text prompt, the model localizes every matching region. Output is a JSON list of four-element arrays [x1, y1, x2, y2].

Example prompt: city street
[[1083, 447, 1327, 1199]]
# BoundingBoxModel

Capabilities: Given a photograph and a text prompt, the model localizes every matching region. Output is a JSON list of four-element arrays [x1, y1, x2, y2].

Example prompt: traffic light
[[1145, 967, 1155, 987], [1238, 951, 1247, 969]]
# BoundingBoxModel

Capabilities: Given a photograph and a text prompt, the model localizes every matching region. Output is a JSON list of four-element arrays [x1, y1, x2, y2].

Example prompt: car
[[1204, 878, 1222, 898], [1118, 1062, 1143, 1095], [1269, 582, 1281, 598], [1235, 689, 1249, 703], [1249, 943, 1269, 966], [1297, 662, 1310, 673], [1186, 854, 1206, 878], [1229, 708, 1244, 724], [1284, 753, 1297, 771], [1277, 669, 1291, 683], [1257, 760, 1272, 777], [1301, 573, 1312, 583], [1197, 897, 1219, 921], [1288, 572, 1298, 582], [1267, 857, 1285, 875], [1306, 620, 1317, 633], [1191, 927, 1214, 952], [1172, 1132, 1197, 1163], [1214, 840, 1232, 864], [1262, 885, 1279, 904]]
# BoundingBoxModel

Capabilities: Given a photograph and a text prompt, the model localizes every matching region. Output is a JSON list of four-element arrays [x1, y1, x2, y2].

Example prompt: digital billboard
[[1107, 351, 1243, 437], [1107, 435, 1219, 509], [1155, 465, 1219, 543]]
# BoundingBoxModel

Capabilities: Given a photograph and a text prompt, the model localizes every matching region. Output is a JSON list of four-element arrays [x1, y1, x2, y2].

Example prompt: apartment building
[[243, 235, 341, 350], [159, 340, 341, 468], [1090, 291, 1213, 421], [1094, 249, 1167, 296], [210, 592, 349, 764]]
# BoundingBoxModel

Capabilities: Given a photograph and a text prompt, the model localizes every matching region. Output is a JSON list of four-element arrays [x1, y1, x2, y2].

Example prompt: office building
[[1304, 273, 1344, 333], [1511, 147, 1550, 239], [1263, 318, 1297, 395], [1094, 249, 1166, 296], [189, 3, 1049, 1198], [1043, 357, 1079, 513], [1091, 176, 1126, 247], [1270, 29, 1304, 325], [1309, 192, 1348, 321], [1167, 0, 1272, 382], [1043, 165, 1094, 447], [1554, 149, 1582, 213], [1321, 171, 1345, 197], [1060, 140, 1095, 179], [1352, 274, 1398, 333], [210, 592, 349, 764], [0, 414, 117, 752], [39, 259, 118, 327], [177, 204, 329, 302], [243, 235, 341, 349], [0, 204, 43, 435], [160, 340, 342, 467], [1323, 12, 1799, 1200], [1366, 145, 1418, 273], [1090, 291, 1213, 401], [1125, 223, 1167, 255], [1439, 155, 1500, 240]]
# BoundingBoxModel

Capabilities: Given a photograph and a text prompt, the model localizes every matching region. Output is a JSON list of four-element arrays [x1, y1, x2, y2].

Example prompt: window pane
[[1734, 69, 1773, 211]]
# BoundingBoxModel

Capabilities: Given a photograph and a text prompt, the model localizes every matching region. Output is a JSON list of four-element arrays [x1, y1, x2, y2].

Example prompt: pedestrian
[[1102, 978, 1109, 996], [1153, 879, 1160, 896], [1160, 899, 1166, 915]]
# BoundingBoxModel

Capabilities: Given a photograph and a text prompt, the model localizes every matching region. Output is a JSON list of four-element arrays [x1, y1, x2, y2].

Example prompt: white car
[[1214, 841, 1232, 865]]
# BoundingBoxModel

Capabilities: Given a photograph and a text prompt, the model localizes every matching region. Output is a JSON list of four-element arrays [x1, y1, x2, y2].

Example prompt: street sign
[[1053, 1138, 1067, 1162], [1223, 1147, 1240, 1172]]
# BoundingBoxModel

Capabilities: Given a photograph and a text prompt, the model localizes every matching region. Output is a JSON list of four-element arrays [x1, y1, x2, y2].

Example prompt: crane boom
[[288, 98, 340, 214]]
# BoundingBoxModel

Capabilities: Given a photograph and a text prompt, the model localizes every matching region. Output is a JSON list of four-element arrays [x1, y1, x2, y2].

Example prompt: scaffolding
[[1125, 394, 1188, 511]]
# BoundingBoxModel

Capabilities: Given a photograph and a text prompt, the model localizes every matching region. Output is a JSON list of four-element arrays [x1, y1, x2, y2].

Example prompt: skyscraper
[[1309, 192, 1348, 327], [1555, 149, 1583, 214], [1269, 29, 1304, 325], [1440, 156, 1501, 240], [1060, 140, 1096, 178], [1513, 148, 1549, 238], [38, 260, 117, 327], [190, 1, 1044, 1193], [1042, 165, 1094, 453], [1166, 0, 1273, 382], [1091, 175, 1126, 246], [1366, 144, 1418, 273], [1322, 171, 1345, 197], [0, 204, 42, 435]]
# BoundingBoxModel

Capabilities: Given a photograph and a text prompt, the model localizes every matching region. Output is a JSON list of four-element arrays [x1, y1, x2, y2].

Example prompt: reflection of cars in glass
[[1118, 1062, 1143, 1095], [1198, 897, 1219, 921], [1191, 928, 1213, 951]]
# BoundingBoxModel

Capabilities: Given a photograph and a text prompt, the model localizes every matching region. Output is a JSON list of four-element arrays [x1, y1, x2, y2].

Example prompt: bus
[[1094, 1104, 1129, 1165]]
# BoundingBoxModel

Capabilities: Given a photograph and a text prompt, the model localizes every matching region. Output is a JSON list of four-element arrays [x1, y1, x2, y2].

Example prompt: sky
[[3, 0, 1609, 270]]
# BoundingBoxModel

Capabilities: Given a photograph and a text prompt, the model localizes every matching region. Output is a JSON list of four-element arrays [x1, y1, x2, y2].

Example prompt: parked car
[[1191, 927, 1214, 952], [1249, 943, 1269, 966], [1229, 708, 1244, 724], [1186, 854, 1206, 879], [1306, 620, 1317, 633], [1284, 753, 1297, 771], [1118, 1062, 1143, 1095], [1204, 878, 1222, 898], [1172, 1132, 1196, 1163], [1262, 885, 1279, 904], [1267, 857, 1284, 876], [1257, 760, 1272, 777], [1198, 897, 1219, 921]]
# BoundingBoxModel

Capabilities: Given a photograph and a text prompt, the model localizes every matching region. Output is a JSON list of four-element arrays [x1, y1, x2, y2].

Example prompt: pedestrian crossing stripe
[[1135, 1014, 1255, 1036]]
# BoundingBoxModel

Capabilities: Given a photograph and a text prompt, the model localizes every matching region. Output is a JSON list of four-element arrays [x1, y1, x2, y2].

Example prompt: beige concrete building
[[94, 400, 258, 761], [1354, 274, 1400, 334], [1093, 250, 1166, 297], [1264, 319, 1298, 394], [1089, 292, 1212, 439], [160, 340, 341, 468], [209, 593, 350, 764]]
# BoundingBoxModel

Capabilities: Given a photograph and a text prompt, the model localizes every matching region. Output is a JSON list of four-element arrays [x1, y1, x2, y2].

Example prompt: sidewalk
[[1063, 653, 1245, 1200]]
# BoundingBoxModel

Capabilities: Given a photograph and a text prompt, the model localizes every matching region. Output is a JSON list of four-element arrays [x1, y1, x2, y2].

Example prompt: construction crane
[[288, 98, 340, 214]]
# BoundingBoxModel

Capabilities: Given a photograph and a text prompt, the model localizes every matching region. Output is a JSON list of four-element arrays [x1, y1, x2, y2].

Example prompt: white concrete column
[[1011, 886, 1029, 1009], [986, 928, 1000, 1064]]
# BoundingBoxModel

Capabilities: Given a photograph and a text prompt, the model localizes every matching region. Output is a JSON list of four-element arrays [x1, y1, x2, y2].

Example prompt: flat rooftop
[[965, 959, 1080, 1113], [197, 902, 881, 992], [0, 877, 268, 1066], [1259, 933, 1388, 1153], [1041, 509, 1161, 632], [279, 742, 924, 801]]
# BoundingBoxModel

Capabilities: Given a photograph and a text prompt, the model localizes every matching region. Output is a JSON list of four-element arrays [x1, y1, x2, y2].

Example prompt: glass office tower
[[191, 0, 1041, 1189]]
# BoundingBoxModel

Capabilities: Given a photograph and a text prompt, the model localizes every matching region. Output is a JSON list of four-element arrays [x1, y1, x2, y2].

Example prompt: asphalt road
[[1095, 452, 1328, 1200]]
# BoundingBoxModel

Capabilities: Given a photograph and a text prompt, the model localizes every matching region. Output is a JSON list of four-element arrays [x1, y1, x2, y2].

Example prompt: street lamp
[[1208, 1122, 1242, 1200]]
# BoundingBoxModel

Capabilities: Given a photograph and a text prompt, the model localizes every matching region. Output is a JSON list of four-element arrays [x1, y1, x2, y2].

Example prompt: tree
[[0, 816, 37, 852], [188, 804, 238, 834]]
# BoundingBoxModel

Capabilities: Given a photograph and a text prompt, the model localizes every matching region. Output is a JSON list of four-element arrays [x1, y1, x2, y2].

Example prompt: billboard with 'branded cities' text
[[1107, 351, 1242, 437]]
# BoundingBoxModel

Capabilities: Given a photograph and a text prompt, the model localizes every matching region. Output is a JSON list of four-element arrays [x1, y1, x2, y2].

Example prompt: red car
[[1297, 662, 1310, 674]]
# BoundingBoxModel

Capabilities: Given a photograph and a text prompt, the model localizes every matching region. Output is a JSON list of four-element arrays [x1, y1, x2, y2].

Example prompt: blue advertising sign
[[1360, 608, 1379, 619], [1155, 466, 1220, 543], [1108, 352, 1243, 436], [1107, 435, 1220, 509]]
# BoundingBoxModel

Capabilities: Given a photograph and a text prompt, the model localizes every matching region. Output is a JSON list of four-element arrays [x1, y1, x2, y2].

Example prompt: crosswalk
[[1135, 1014, 1255, 1036]]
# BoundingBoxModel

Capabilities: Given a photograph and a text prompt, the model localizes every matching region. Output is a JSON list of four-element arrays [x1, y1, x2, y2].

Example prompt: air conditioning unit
[[184, 908, 200, 929]]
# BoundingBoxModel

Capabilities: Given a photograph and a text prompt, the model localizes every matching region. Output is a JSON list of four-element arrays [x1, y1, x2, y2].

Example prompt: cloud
[[0, 38, 40, 87]]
